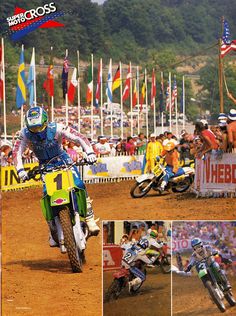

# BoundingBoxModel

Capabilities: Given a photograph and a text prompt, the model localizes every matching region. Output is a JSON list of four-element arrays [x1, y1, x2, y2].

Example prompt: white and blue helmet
[[25, 107, 48, 133]]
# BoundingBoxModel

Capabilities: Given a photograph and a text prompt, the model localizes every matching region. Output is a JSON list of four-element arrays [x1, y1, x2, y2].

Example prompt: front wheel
[[160, 254, 171, 274], [130, 180, 153, 198], [104, 278, 125, 302], [172, 177, 191, 193], [224, 291, 236, 306], [205, 280, 226, 313], [59, 207, 82, 273]]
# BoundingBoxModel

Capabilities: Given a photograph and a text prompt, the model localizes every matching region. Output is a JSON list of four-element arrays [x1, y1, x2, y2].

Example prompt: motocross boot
[[47, 221, 59, 247], [160, 180, 167, 191], [54, 216, 67, 254], [218, 270, 231, 291], [128, 277, 142, 292], [85, 197, 100, 236]]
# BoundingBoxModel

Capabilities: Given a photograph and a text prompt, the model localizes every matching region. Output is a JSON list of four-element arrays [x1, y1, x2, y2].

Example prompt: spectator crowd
[[1, 108, 236, 168]]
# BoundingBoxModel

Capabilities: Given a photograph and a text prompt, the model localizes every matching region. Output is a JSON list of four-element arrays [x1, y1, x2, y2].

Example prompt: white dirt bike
[[130, 160, 194, 198]]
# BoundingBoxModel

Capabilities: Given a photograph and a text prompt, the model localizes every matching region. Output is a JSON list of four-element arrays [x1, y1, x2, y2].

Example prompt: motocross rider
[[13, 106, 100, 251], [184, 238, 232, 291], [158, 142, 184, 191], [122, 230, 164, 291]]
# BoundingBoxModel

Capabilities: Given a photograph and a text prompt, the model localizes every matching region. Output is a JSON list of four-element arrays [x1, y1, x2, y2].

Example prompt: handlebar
[[27, 158, 94, 181]]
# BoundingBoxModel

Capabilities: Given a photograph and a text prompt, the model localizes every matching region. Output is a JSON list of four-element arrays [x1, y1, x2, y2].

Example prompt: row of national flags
[[1, 17, 236, 111]]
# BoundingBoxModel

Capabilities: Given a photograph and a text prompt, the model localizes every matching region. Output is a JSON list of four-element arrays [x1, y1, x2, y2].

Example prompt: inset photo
[[172, 221, 236, 315], [103, 221, 171, 316]]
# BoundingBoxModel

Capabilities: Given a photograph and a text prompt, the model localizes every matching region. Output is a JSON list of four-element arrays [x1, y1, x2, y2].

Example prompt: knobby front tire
[[59, 207, 82, 273]]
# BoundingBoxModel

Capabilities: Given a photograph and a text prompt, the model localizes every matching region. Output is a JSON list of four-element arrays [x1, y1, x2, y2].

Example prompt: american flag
[[221, 19, 236, 58], [171, 78, 177, 109]]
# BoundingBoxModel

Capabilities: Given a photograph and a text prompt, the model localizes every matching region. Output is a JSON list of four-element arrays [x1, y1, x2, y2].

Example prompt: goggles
[[193, 244, 203, 251], [29, 124, 47, 133]]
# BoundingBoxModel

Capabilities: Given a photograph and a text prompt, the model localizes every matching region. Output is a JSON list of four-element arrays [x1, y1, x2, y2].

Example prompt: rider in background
[[159, 142, 184, 191], [13, 106, 100, 247], [184, 238, 232, 290], [123, 230, 164, 291]]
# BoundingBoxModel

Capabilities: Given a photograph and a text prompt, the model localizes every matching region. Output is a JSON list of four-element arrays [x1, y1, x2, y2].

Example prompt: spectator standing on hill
[[195, 121, 219, 159], [136, 133, 147, 154], [126, 137, 136, 155]]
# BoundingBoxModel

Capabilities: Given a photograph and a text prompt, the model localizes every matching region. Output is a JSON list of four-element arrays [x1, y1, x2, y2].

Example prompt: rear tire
[[160, 254, 171, 274], [172, 177, 191, 193], [224, 291, 236, 306], [59, 207, 82, 273], [130, 180, 152, 198], [205, 280, 226, 313], [104, 278, 124, 302]]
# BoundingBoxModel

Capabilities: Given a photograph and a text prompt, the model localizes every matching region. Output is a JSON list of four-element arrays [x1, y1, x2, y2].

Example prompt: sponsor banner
[[1, 155, 144, 191], [172, 239, 192, 253], [194, 153, 236, 194], [83, 155, 144, 179], [1, 163, 42, 191], [103, 244, 123, 271]]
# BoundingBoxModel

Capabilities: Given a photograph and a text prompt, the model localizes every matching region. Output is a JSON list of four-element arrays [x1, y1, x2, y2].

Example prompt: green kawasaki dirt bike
[[28, 157, 89, 273], [194, 256, 236, 313]]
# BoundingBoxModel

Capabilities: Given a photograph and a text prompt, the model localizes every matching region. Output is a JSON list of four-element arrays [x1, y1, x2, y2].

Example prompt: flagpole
[[100, 58, 103, 136], [153, 69, 156, 134], [50, 46, 54, 121], [77, 50, 80, 132], [182, 75, 185, 131], [137, 66, 140, 134], [32, 47, 36, 106], [91, 53, 94, 139], [161, 71, 164, 134], [120, 61, 123, 139], [109, 58, 113, 138], [20, 44, 24, 129], [219, 16, 224, 113], [145, 68, 148, 138], [130, 62, 133, 136], [65, 49, 68, 126], [175, 78, 178, 137], [2, 38, 7, 141], [169, 72, 172, 132]]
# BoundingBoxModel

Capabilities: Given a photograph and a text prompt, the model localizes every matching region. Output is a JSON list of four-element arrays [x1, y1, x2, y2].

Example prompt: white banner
[[194, 153, 236, 196], [172, 239, 192, 253], [83, 155, 144, 180]]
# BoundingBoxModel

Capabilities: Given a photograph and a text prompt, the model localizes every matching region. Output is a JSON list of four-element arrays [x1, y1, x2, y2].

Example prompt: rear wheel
[[205, 280, 226, 313], [130, 180, 152, 198], [172, 177, 191, 193], [160, 254, 171, 274], [59, 207, 82, 273], [224, 291, 236, 306], [104, 278, 124, 302]]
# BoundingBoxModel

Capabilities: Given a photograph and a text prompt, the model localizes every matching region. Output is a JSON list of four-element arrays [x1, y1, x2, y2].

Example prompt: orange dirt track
[[2, 180, 236, 316]]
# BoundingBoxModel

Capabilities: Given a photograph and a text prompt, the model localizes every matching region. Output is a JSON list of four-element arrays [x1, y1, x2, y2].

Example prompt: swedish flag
[[16, 49, 26, 109]]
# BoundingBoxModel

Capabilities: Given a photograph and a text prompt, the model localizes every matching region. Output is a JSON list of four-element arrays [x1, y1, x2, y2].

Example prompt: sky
[[91, 0, 106, 4]]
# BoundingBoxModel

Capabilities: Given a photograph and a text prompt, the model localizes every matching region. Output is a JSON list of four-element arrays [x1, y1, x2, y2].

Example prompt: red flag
[[68, 68, 78, 103], [132, 79, 137, 107], [151, 69, 156, 109], [122, 65, 131, 101], [0, 43, 3, 102], [43, 59, 54, 97]]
